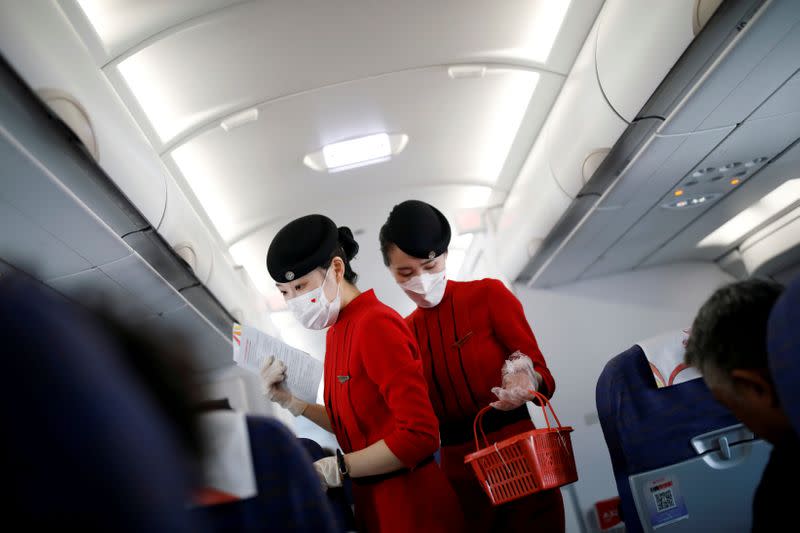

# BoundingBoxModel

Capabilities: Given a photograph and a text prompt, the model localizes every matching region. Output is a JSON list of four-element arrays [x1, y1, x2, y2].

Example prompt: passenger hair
[[685, 278, 784, 378], [90, 307, 204, 464]]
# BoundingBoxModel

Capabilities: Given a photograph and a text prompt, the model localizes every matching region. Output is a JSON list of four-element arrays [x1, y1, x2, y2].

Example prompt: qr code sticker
[[653, 488, 676, 512]]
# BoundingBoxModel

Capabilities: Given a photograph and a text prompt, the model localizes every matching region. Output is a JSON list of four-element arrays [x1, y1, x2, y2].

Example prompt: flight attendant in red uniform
[[379, 200, 565, 532], [261, 214, 463, 533]]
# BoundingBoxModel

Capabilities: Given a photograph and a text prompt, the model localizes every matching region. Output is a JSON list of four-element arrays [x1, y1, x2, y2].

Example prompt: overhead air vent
[[447, 65, 487, 79], [220, 108, 259, 132]]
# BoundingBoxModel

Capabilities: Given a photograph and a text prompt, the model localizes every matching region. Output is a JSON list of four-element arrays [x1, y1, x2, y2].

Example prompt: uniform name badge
[[645, 476, 688, 529]]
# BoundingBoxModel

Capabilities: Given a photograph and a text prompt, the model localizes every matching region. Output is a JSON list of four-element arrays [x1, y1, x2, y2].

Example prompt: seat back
[[191, 416, 338, 532], [597, 343, 768, 532], [768, 275, 800, 436], [0, 274, 204, 531]]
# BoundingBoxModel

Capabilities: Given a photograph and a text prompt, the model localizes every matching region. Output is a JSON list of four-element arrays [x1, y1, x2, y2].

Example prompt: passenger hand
[[260, 356, 308, 416], [490, 351, 542, 411], [312, 456, 342, 491]]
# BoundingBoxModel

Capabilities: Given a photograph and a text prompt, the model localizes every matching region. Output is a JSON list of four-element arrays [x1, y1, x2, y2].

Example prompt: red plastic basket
[[464, 391, 578, 506]]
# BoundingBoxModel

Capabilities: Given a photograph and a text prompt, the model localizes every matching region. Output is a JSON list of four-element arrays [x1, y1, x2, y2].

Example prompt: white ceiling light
[[698, 179, 800, 248], [324, 133, 390, 169], [304, 133, 408, 173]]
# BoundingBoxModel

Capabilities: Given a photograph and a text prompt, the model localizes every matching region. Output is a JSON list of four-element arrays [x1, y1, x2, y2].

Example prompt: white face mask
[[287, 267, 341, 330], [399, 270, 447, 308]]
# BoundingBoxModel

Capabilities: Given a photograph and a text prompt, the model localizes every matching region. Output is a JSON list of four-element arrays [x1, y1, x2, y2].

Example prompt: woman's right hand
[[260, 356, 308, 416]]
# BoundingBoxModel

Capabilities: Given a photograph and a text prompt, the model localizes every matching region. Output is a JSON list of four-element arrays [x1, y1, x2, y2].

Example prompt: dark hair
[[378, 222, 394, 267], [685, 279, 784, 376], [323, 226, 359, 283], [95, 312, 204, 463]]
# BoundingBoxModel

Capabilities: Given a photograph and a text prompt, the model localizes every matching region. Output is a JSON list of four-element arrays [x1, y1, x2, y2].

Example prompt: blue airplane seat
[[597, 341, 768, 532]]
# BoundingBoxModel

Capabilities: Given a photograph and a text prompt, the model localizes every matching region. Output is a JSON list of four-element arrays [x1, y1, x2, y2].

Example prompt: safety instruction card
[[232, 323, 323, 404]]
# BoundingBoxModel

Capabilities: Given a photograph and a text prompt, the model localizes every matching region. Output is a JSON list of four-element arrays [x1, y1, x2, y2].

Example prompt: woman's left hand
[[313, 457, 342, 491], [490, 352, 542, 410]]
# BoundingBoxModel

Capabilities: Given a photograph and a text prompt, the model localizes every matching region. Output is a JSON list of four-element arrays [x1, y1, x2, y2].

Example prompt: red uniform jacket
[[406, 278, 555, 431], [325, 290, 463, 532], [406, 279, 562, 532]]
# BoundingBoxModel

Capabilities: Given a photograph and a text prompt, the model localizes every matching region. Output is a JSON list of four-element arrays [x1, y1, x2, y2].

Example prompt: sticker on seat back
[[645, 476, 689, 529]]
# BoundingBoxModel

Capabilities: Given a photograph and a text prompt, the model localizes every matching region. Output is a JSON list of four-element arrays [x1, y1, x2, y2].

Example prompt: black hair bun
[[337, 226, 359, 261]]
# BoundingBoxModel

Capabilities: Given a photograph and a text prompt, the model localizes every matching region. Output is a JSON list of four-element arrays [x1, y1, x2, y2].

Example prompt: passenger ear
[[730, 369, 776, 406]]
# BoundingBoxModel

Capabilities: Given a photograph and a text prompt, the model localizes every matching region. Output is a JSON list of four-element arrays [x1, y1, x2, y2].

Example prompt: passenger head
[[94, 311, 204, 463], [0, 273, 205, 531], [685, 279, 789, 444], [379, 200, 450, 308], [267, 214, 359, 329]]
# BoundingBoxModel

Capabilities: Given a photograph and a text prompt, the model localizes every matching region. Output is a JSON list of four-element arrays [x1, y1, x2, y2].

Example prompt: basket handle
[[529, 390, 565, 431], [473, 405, 495, 451], [472, 391, 566, 452]]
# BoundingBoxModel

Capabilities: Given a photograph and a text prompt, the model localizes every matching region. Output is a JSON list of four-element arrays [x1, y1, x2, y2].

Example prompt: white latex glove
[[490, 352, 542, 411], [313, 456, 342, 491], [260, 356, 308, 416]]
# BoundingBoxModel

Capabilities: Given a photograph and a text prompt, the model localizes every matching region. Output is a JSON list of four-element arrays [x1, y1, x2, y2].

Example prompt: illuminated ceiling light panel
[[698, 179, 800, 248], [118, 54, 185, 142], [76, 0, 119, 48], [494, 0, 572, 63], [471, 70, 539, 184], [304, 133, 408, 173], [324, 133, 390, 170], [171, 142, 236, 240]]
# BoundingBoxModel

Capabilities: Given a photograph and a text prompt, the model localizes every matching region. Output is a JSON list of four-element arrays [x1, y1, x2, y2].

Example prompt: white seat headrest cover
[[638, 329, 701, 388], [197, 411, 257, 500]]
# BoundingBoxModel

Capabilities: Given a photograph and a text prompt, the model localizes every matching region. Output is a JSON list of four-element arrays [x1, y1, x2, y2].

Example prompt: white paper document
[[232, 323, 323, 404]]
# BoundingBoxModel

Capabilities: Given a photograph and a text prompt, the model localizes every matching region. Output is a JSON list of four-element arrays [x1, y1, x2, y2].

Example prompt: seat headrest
[[638, 329, 700, 388], [768, 275, 800, 435]]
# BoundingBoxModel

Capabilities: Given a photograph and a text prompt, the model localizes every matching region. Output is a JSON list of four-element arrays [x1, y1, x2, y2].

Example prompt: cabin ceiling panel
[[67, 0, 247, 60], [169, 67, 551, 243], [101, 0, 597, 145]]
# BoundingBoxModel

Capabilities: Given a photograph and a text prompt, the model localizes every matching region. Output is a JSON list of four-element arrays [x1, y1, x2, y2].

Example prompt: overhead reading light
[[698, 179, 800, 248], [663, 193, 720, 209], [304, 133, 408, 173]]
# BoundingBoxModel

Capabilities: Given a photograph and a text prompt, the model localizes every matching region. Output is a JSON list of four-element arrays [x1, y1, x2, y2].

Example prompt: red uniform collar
[[337, 289, 377, 322]]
